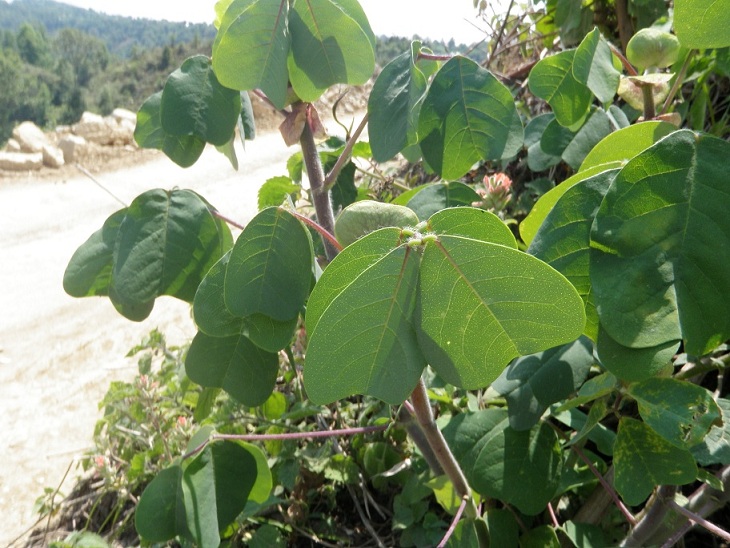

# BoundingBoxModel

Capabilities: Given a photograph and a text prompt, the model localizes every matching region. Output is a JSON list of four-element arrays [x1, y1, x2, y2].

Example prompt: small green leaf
[[674, 0, 730, 49], [161, 55, 241, 146], [135, 465, 188, 543], [573, 28, 620, 104], [287, 0, 375, 102], [614, 417, 697, 506], [417, 235, 586, 389], [134, 92, 205, 168], [225, 207, 313, 322], [419, 56, 523, 179], [305, 244, 425, 404], [335, 200, 419, 247], [368, 45, 428, 162], [492, 337, 594, 431], [213, 0, 290, 109], [442, 409, 562, 515], [629, 378, 722, 448], [590, 130, 730, 355], [258, 176, 301, 210], [427, 207, 516, 248], [186, 331, 279, 406], [529, 50, 592, 128], [595, 327, 678, 382], [405, 182, 481, 221], [691, 398, 730, 466]]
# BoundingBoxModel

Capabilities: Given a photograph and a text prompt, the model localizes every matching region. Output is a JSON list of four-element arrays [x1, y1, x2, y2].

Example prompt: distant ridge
[[0, 0, 216, 56]]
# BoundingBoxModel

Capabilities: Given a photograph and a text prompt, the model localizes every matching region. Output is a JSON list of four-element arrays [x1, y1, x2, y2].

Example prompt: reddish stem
[[438, 496, 469, 548], [287, 208, 343, 252]]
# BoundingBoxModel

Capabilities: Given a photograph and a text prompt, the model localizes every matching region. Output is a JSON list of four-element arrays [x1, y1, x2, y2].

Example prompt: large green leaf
[[193, 251, 243, 337], [418, 56, 523, 179], [674, 0, 730, 49], [595, 327, 678, 382], [212, 0, 290, 109], [492, 337, 594, 431], [590, 130, 730, 355], [305, 244, 425, 404], [182, 442, 263, 547], [629, 377, 721, 448], [134, 92, 205, 168], [691, 398, 730, 466], [405, 182, 481, 221], [417, 235, 586, 389], [186, 331, 279, 406], [579, 121, 675, 172], [442, 409, 562, 515], [525, 113, 563, 172], [368, 44, 428, 162], [572, 28, 620, 104], [161, 55, 241, 146], [287, 0, 375, 102], [427, 207, 516, 248], [560, 108, 611, 169], [613, 417, 697, 506], [244, 313, 298, 352], [528, 169, 619, 340], [529, 50, 592, 128], [225, 207, 313, 322], [135, 465, 189, 543]]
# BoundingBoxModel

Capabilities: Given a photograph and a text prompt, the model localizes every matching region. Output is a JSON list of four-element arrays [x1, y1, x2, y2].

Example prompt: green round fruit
[[335, 201, 419, 247], [626, 28, 680, 70]]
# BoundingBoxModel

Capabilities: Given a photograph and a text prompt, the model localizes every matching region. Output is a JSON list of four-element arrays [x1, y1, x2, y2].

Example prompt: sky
[[52, 0, 489, 43]]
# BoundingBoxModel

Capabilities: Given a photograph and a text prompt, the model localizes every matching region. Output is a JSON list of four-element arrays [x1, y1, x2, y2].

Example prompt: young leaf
[[225, 207, 313, 322], [334, 201, 419, 247], [134, 92, 205, 168], [304, 245, 425, 404], [529, 50, 592, 128], [135, 465, 189, 543], [629, 377, 722, 448], [674, 0, 730, 49], [419, 56, 523, 179], [258, 176, 301, 210], [573, 28, 620, 104], [368, 45, 428, 162], [442, 409, 562, 515], [427, 207, 516, 248], [614, 417, 697, 506], [186, 331, 279, 406], [590, 130, 730, 355], [405, 182, 481, 221], [213, 0, 291, 109], [160, 55, 241, 146], [287, 0, 375, 102], [417, 235, 586, 389], [491, 337, 594, 431]]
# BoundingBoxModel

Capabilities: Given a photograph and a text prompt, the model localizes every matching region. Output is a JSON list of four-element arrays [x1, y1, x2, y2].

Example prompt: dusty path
[[0, 129, 310, 545]]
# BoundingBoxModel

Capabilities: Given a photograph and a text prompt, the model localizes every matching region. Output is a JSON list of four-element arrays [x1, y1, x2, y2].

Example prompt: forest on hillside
[[0, 0, 483, 145]]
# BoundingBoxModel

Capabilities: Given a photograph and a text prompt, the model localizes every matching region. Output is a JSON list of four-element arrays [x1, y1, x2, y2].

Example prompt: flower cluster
[[474, 172, 513, 216]]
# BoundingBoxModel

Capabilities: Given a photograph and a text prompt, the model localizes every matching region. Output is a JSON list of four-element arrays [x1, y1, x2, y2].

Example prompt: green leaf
[[427, 207, 516, 248], [225, 207, 313, 322], [193, 251, 244, 337], [405, 182, 481, 221], [595, 327, 678, 382], [417, 235, 586, 389], [161, 55, 241, 146], [182, 442, 261, 547], [561, 108, 611, 169], [674, 0, 730, 49], [419, 56, 523, 179], [442, 409, 562, 515], [529, 50, 592, 128], [134, 92, 205, 168], [135, 465, 188, 543], [287, 0, 375, 102], [590, 130, 730, 355], [525, 113, 562, 171], [520, 526, 561, 548], [243, 313, 298, 352], [213, 0, 290, 109], [528, 169, 619, 341], [215, 134, 238, 170], [614, 417, 697, 506], [573, 28, 620, 104], [186, 331, 279, 406], [579, 120, 676, 172], [306, 227, 403, 334], [241, 442, 274, 509], [258, 176, 301, 210], [368, 46, 428, 162], [492, 337, 594, 431], [691, 398, 730, 466], [485, 509, 520, 548], [305, 244, 425, 404], [240, 91, 256, 141], [552, 406, 616, 456], [334, 201, 419, 247], [629, 377, 722, 448], [561, 521, 608, 548]]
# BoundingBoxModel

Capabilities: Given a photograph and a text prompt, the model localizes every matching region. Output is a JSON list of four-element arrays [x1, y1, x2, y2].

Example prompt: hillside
[[0, 0, 216, 56]]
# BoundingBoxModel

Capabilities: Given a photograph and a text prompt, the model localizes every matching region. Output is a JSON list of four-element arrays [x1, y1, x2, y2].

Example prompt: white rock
[[58, 135, 87, 163], [5, 139, 21, 153], [12, 121, 50, 153], [111, 108, 137, 125], [0, 151, 43, 171], [42, 144, 65, 168], [72, 112, 112, 145]]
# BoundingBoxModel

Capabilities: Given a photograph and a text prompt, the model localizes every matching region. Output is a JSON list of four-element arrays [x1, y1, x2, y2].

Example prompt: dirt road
[[0, 130, 303, 545]]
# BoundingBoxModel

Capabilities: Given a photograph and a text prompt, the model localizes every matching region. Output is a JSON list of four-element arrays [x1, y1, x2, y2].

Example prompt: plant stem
[[300, 121, 339, 260], [409, 378, 479, 520], [640, 83, 656, 120], [486, 0, 515, 69], [660, 50, 695, 115], [438, 496, 469, 548], [322, 113, 369, 193], [609, 43, 638, 76], [619, 485, 675, 547], [286, 208, 343, 252], [667, 499, 730, 542], [397, 406, 444, 475]]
